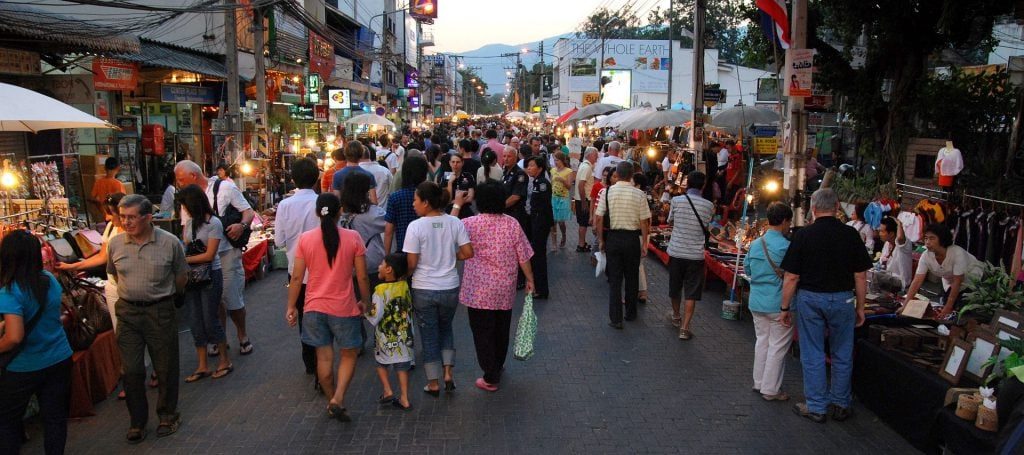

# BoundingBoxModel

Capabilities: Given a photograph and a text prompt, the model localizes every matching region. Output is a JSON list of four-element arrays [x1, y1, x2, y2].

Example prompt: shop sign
[[313, 105, 329, 122], [161, 84, 217, 104], [434, 92, 444, 103], [288, 104, 313, 120], [0, 48, 39, 75], [375, 106, 386, 116], [272, 73, 304, 104], [308, 32, 334, 81], [406, 69, 419, 88], [754, 136, 779, 155], [306, 74, 320, 103], [409, 95, 420, 109], [784, 48, 814, 98], [753, 125, 778, 136], [328, 89, 350, 109], [93, 58, 138, 91], [581, 92, 600, 106]]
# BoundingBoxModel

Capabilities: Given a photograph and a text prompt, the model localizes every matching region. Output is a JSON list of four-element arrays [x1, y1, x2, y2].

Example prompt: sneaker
[[678, 329, 693, 340], [793, 402, 826, 423], [828, 404, 852, 421], [762, 392, 790, 402], [668, 312, 682, 328]]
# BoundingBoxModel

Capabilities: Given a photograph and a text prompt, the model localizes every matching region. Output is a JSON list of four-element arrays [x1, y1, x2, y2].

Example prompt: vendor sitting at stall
[[903, 223, 984, 319]]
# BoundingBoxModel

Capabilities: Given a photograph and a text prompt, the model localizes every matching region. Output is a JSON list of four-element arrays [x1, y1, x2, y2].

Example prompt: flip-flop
[[378, 394, 396, 404], [239, 340, 254, 356], [185, 371, 211, 383], [211, 364, 234, 379], [156, 417, 180, 438], [392, 400, 413, 411], [125, 428, 146, 444], [327, 404, 351, 422]]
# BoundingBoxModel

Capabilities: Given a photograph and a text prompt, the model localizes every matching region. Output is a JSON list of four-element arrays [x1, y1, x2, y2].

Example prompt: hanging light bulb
[[0, 170, 17, 189], [240, 161, 254, 175]]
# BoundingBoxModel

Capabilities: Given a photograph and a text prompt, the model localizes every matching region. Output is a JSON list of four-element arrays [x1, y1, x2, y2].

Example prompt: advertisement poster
[[308, 32, 335, 81], [328, 89, 350, 109], [581, 92, 600, 106], [754, 136, 779, 155], [563, 39, 669, 93], [92, 58, 139, 91], [599, 69, 631, 108], [784, 48, 814, 98]]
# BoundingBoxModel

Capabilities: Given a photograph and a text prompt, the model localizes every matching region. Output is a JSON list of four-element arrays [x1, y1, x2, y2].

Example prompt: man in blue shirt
[[332, 141, 377, 205], [744, 202, 794, 402]]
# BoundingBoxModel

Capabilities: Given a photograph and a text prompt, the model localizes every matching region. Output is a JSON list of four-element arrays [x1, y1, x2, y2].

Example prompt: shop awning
[[0, 3, 140, 54], [117, 40, 229, 79]]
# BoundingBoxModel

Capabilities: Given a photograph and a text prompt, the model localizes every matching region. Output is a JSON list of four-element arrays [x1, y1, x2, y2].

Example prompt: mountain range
[[445, 33, 573, 95]]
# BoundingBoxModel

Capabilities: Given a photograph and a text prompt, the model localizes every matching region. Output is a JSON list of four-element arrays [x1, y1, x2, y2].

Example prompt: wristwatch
[[780, 307, 790, 312]]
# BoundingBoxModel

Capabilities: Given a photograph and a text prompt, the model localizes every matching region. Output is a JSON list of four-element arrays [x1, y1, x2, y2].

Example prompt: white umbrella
[[617, 109, 693, 131], [711, 105, 780, 134], [345, 113, 395, 129], [566, 103, 622, 122], [0, 82, 115, 132], [594, 106, 656, 128], [505, 111, 527, 119]]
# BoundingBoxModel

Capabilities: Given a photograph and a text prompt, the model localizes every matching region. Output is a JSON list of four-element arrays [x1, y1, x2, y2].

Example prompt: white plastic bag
[[594, 251, 606, 277]]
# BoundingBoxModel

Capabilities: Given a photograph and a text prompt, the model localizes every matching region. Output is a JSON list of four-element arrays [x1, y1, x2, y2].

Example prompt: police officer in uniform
[[501, 145, 530, 289], [524, 156, 552, 299]]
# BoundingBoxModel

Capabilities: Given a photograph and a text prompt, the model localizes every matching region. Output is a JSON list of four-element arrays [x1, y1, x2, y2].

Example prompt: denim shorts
[[377, 361, 412, 371], [300, 311, 363, 349]]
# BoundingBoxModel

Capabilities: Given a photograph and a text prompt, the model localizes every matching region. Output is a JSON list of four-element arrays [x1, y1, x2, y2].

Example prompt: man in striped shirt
[[594, 161, 651, 329], [667, 171, 715, 340]]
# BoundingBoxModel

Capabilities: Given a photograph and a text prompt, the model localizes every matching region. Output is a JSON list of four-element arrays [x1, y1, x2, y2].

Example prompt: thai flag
[[756, 0, 791, 49]]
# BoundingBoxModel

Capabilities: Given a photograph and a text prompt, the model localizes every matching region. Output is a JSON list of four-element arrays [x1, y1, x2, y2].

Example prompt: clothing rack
[[0, 208, 42, 222], [27, 152, 83, 160], [895, 182, 946, 193], [962, 193, 1024, 209]]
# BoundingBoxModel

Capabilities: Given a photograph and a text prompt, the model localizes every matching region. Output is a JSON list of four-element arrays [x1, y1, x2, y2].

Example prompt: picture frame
[[992, 310, 1024, 332], [992, 325, 1024, 343], [964, 331, 1001, 384], [939, 338, 973, 385]]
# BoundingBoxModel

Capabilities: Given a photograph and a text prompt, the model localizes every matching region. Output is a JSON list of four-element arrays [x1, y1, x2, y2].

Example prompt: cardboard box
[[79, 154, 110, 175]]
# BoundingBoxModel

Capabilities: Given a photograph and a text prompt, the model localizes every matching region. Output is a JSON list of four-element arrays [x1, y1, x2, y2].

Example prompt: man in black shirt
[[457, 139, 481, 180], [501, 145, 529, 234], [779, 188, 872, 424]]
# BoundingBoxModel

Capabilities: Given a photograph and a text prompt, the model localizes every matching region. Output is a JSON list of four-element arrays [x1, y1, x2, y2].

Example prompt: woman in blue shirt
[[744, 202, 794, 402], [0, 230, 73, 454]]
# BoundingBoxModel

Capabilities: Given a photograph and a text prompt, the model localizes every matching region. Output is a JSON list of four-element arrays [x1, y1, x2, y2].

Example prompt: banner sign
[[313, 104, 329, 122], [328, 89, 350, 109], [308, 32, 334, 81], [565, 39, 670, 93], [93, 58, 138, 91], [0, 48, 40, 76], [406, 69, 419, 88], [581, 92, 600, 106], [160, 84, 216, 104], [409, 95, 420, 108], [434, 92, 444, 103], [754, 136, 779, 155], [784, 48, 814, 98]]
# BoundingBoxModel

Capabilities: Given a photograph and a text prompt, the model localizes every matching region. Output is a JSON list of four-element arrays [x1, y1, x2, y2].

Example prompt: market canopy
[[454, 110, 469, 119], [0, 82, 115, 133], [711, 105, 780, 134], [617, 108, 692, 131], [505, 111, 527, 119], [555, 107, 578, 124], [593, 106, 655, 129], [566, 103, 622, 122], [345, 113, 395, 129]]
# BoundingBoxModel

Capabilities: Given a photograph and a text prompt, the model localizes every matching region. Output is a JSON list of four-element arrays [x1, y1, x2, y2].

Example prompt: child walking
[[366, 253, 415, 410]]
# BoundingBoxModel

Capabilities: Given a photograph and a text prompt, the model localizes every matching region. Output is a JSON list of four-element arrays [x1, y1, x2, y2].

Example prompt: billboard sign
[[328, 89, 350, 109], [784, 48, 814, 98], [599, 69, 631, 108], [565, 39, 669, 93]]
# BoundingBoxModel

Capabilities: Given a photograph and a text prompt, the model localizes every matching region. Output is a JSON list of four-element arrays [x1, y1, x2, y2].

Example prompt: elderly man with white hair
[[779, 188, 872, 424], [573, 147, 599, 252], [174, 160, 257, 357], [593, 141, 624, 182]]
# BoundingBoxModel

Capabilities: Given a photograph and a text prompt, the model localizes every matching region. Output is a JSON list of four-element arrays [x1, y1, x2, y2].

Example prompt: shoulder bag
[[57, 272, 112, 333], [185, 238, 213, 290], [48, 237, 78, 264], [760, 237, 785, 279], [683, 194, 711, 250], [0, 294, 47, 375], [212, 179, 252, 250], [61, 292, 96, 351]]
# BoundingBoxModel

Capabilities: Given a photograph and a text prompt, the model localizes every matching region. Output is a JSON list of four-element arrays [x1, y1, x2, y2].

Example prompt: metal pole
[[224, 0, 241, 164], [538, 41, 545, 122], [666, 0, 673, 109], [691, 0, 706, 163]]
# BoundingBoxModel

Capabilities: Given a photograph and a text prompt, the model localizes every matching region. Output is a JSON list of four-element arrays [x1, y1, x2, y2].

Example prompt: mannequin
[[934, 140, 963, 192]]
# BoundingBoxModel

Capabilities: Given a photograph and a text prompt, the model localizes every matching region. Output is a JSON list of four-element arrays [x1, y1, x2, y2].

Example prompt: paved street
[[25, 233, 918, 454]]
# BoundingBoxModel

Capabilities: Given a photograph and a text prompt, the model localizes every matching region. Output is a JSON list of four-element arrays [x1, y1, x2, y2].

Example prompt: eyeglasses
[[118, 214, 150, 224]]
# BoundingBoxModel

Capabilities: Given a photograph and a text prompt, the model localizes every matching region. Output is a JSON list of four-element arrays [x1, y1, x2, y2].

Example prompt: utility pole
[[787, 0, 808, 225], [690, 0, 706, 167], [224, 0, 241, 165], [538, 40, 545, 122], [253, 7, 268, 163], [516, 52, 523, 112], [666, 0, 673, 108]]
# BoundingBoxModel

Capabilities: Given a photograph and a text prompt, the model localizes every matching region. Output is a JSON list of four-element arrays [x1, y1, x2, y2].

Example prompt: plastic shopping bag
[[594, 251, 606, 277], [513, 294, 537, 361]]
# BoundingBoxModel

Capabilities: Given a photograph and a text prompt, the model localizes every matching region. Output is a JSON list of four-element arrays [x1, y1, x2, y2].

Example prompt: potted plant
[[958, 264, 1024, 323]]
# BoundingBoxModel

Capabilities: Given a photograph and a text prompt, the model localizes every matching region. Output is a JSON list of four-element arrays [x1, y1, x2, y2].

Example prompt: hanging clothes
[[1002, 215, 1021, 271], [897, 211, 923, 244], [987, 212, 1008, 266]]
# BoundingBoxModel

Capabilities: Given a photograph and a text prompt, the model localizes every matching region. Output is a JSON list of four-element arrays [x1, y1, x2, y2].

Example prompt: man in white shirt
[[878, 217, 913, 290], [377, 135, 401, 175], [360, 146, 393, 210], [174, 159, 257, 356], [593, 141, 624, 181], [574, 147, 598, 252], [273, 158, 320, 374]]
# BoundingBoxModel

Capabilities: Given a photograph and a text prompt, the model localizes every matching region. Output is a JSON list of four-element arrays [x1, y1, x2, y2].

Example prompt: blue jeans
[[412, 288, 459, 381], [795, 290, 855, 414], [186, 268, 225, 347]]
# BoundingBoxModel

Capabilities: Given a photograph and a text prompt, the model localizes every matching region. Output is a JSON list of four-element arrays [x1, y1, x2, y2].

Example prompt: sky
[[430, 0, 610, 53]]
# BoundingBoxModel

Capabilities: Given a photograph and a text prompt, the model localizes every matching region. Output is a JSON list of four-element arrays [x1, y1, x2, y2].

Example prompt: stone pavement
[[25, 233, 919, 454]]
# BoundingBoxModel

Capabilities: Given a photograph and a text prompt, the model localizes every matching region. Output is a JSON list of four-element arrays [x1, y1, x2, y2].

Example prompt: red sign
[[308, 32, 334, 81], [314, 105, 329, 122], [92, 58, 138, 91]]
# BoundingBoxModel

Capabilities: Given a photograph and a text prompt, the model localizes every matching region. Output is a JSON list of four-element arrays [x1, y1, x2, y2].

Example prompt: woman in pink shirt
[[458, 182, 534, 391], [286, 193, 370, 422]]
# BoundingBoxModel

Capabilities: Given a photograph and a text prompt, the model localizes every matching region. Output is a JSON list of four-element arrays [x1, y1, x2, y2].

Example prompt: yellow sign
[[754, 136, 779, 155], [582, 92, 600, 106]]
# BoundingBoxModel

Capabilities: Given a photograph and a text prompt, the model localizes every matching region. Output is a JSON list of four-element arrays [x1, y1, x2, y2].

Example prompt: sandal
[[327, 404, 351, 422], [211, 364, 234, 379], [423, 384, 440, 397], [763, 392, 790, 402], [392, 399, 413, 411], [155, 417, 180, 438], [239, 340, 254, 356], [679, 329, 694, 340], [125, 428, 147, 444], [185, 371, 211, 383], [378, 394, 396, 404]]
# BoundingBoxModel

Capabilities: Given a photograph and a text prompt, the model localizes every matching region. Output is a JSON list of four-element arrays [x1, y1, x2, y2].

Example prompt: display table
[[647, 243, 669, 265], [852, 339, 952, 452], [243, 238, 269, 281], [69, 329, 121, 418], [704, 251, 738, 284]]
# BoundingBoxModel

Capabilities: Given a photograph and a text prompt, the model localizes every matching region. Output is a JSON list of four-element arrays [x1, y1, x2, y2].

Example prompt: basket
[[976, 404, 998, 432], [955, 393, 982, 420], [721, 300, 740, 320]]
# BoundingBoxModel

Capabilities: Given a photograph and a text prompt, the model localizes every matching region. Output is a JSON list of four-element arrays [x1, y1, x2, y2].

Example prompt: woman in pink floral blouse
[[457, 182, 535, 392]]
